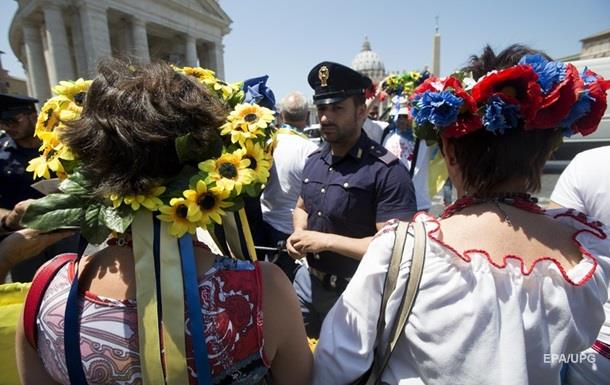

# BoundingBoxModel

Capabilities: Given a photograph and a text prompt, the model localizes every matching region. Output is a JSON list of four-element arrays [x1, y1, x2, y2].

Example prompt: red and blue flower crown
[[410, 54, 610, 139]]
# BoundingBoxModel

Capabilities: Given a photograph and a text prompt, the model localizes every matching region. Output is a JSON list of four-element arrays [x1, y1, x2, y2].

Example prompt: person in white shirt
[[549, 145, 610, 385], [260, 91, 318, 279], [382, 104, 431, 211], [312, 44, 610, 385], [277, 91, 310, 133]]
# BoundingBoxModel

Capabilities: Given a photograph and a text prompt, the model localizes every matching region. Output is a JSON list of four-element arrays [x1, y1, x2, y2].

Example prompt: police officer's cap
[[308, 61, 372, 105], [0, 93, 38, 120]]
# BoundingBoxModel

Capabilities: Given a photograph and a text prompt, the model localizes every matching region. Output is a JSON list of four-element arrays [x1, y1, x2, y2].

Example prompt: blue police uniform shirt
[[300, 130, 416, 277], [0, 132, 43, 209]]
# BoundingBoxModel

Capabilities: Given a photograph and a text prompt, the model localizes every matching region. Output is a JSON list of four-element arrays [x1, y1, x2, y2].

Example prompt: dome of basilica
[[351, 37, 385, 82]]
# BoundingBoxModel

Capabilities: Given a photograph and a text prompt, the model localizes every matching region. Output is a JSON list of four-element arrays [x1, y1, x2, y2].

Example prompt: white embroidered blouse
[[312, 210, 610, 385]]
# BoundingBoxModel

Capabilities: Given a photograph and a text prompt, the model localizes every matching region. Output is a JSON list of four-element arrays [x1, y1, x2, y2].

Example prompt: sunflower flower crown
[[410, 54, 610, 140], [382, 70, 430, 97], [22, 66, 277, 243]]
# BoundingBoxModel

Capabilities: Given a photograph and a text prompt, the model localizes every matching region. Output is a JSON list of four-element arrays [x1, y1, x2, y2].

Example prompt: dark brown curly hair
[[60, 58, 228, 198]]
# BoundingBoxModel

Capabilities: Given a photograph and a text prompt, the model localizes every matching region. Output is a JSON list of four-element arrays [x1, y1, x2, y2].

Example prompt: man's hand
[[0, 228, 75, 282], [286, 230, 330, 259], [3, 199, 34, 230]]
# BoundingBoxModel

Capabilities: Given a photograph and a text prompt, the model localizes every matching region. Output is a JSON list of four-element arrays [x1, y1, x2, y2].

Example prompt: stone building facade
[[9, 0, 231, 102]]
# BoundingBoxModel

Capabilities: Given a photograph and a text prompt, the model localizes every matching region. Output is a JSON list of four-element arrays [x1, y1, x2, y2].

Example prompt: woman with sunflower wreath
[[14, 59, 312, 385], [313, 45, 610, 385]]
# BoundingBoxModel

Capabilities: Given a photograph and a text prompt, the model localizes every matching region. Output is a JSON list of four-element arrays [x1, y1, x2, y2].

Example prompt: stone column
[[70, 10, 87, 76], [184, 35, 198, 67], [43, 4, 76, 86], [79, 1, 111, 76], [197, 43, 208, 69], [213, 42, 225, 80], [22, 22, 51, 101], [132, 17, 150, 63]]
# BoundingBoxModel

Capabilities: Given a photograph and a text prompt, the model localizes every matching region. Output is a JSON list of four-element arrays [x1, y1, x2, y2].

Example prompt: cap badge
[[318, 65, 329, 87]]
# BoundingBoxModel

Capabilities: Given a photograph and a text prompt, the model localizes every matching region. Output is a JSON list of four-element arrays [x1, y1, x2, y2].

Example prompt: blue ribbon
[[64, 236, 90, 385], [179, 234, 213, 385]]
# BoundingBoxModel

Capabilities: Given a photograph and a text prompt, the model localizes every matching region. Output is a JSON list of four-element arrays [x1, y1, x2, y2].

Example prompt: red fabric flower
[[472, 65, 543, 122], [528, 64, 583, 129], [365, 82, 377, 99], [573, 70, 610, 136], [443, 114, 483, 138]]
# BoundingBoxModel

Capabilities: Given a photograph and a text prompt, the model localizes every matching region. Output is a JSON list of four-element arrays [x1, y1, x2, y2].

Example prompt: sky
[[2, 0, 610, 101]]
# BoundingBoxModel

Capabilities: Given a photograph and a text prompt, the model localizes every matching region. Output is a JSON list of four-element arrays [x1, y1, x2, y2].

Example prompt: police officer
[[0, 93, 42, 230], [286, 62, 417, 338], [0, 93, 78, 281]]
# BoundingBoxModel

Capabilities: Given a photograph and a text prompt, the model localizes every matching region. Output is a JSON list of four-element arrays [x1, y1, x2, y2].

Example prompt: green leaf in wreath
[[101, 205, 134, 233], [81, 204, 112, 244], [175, 132, 222, 165], [164, 165, 198, 198], [21, 193, 86, 231], [58, 171, 90, 195]]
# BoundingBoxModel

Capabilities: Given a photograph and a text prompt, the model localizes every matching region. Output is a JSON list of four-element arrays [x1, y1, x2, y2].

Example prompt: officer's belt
[[309, 266, 351, 289]]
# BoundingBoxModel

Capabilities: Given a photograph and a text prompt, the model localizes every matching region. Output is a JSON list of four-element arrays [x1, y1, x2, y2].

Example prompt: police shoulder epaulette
[[368, 143, 398, 165], [308, 148, 322, 158], [0, 131, 10, 147]]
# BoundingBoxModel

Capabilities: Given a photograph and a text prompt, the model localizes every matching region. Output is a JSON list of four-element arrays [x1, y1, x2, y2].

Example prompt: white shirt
[[313, 211, 610, 385], [551, 146, 610, 227], [363, 118, 388, 144], [260, 131, 318, 234], [383, 131, 431, 210], [551, 146, 610, 385]]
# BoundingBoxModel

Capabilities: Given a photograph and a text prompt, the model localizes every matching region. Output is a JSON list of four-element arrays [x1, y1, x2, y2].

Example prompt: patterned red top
[[36, 256, 269, 384]]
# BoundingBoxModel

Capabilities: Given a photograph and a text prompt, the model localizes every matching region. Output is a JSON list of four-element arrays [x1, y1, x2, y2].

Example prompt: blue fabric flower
[[411, 91, 463, 128], [580, 67, 597, 85], [519, 54, 566, 93], [242, 75, 276, 110], [482, 95, 521, 135], [559, 90, 594, 134]]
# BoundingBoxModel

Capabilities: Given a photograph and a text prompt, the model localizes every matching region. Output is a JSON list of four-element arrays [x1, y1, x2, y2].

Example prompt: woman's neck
[[462, 178, 529, 198]]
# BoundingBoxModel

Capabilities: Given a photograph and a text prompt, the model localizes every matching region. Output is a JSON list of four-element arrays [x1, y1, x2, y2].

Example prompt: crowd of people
[[0, 42, 609, 385]]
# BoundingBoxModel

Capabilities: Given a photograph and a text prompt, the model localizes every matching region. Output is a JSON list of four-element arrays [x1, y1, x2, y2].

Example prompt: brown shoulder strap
[[367, 221, 427, 385]]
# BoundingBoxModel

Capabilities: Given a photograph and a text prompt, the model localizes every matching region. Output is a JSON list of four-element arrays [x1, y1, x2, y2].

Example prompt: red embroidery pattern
[[412, 210, 605, 286]]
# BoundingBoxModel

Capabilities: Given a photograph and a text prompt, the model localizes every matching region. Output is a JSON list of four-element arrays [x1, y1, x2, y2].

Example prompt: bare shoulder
[[439, 208, 583, 268], [258, 261, 294, 299]]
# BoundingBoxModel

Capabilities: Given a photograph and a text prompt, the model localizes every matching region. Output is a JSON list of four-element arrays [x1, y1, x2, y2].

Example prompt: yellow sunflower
[[213, 81, 242, 100], [183, 180, 232, 226], [59, 102, 83, 122], [308, 337, 318, 352], [37, 130, 61, 152], [26, 151, 64, 180], [52, 78, 92, 100], [221, 104, 274, 144], [118, 186, 166, 211], [199, 150, 254, 195], [35, 98, 63, 136], [242, 140, 272, 183], [157, 198, 199, 237], [178, 66, 217, 85]]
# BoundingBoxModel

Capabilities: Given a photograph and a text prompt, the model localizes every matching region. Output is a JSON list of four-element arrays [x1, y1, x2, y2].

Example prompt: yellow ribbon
[[276, 127, 308, 140], [132, 212, 165, 384], [238, 208, 258, 262], [428, 148, 449, 198], [159, 222, 189, 385], [221, 209, 258, 261], [222, 212, 246, 259]]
